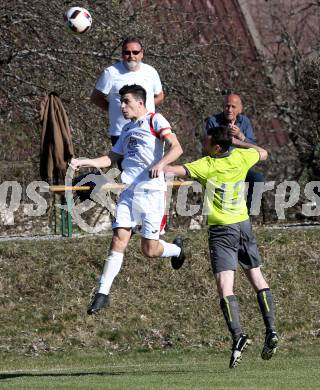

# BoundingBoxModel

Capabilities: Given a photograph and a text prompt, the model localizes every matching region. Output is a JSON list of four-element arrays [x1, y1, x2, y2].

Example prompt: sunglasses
[[123, 50, 141, 56]]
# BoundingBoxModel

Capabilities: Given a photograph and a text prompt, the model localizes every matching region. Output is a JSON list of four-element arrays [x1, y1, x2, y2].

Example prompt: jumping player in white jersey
[[70, 84, 185, 315]]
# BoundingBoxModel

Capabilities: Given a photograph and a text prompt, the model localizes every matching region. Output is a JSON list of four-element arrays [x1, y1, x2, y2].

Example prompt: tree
[[1, 0, 282, 229], [1, 0, 273, 165]]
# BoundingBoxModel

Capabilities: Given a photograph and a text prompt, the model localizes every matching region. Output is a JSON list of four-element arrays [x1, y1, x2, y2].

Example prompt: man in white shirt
[[92, 36, 167, 234], [91, 36, 164, 146], [71, 84, 184, 315]]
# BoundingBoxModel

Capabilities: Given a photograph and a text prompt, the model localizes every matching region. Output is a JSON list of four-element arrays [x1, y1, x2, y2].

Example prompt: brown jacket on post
[[40, 92, 74, 184]]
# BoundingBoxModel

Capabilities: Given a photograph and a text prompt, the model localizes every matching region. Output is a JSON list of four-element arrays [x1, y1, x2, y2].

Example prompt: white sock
[[98, 251, 124, 295], [159, 240, 181, 258]]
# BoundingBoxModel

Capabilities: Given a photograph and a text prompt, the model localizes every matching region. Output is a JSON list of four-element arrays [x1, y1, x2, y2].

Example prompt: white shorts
[[112, 188, 165, 240]]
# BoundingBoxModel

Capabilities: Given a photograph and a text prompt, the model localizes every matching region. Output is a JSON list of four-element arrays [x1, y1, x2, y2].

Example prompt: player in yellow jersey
[[165, 126, 278, 368]]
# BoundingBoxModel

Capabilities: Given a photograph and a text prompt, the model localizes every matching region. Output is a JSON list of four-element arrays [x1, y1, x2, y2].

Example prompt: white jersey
[[95, 62, 163, 136], [112, 112, 172, 190]]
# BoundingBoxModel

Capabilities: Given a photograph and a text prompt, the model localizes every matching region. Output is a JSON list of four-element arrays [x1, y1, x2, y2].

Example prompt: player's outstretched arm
[[164, 165, 187, 177], [70, 151, 121, 171], [232, 137, 268, 161]]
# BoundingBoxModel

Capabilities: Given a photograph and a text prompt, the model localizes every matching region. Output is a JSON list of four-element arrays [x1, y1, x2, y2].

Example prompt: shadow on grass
[[0, 367, 212, 381]]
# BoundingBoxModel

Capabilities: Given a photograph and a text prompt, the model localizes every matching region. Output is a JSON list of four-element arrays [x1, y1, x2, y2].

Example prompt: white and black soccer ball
[[64, 7, 92, 34]]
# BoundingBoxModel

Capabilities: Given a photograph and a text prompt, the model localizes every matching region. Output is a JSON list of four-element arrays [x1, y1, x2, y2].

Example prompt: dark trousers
[[111, 135, 123, 171], [246, 169, 264, 214]]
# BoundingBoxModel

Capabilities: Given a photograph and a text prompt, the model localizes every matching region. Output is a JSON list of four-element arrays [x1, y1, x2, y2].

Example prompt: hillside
[[0, 228, 319, 354]]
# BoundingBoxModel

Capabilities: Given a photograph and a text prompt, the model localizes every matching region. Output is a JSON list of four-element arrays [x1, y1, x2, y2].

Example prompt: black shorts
[[208, 219, 261, 274]]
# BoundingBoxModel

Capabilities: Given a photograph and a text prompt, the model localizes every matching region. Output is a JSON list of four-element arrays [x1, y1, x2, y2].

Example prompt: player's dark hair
[[119, 84, 147, 105], [122, 36, 143, 50], [208, 126, 232, 152]]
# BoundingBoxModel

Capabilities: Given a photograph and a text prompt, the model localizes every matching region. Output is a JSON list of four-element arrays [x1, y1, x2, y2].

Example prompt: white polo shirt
[[95, 62, 163, 136]]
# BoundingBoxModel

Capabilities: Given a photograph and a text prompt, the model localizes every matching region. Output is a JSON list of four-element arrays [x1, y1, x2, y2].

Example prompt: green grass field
[[1, 346, 320, 389], [1, 227, 320, 388]]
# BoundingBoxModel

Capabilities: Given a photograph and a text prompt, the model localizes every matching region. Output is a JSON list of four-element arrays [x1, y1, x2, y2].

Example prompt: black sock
[[220, 295, 242, 341], [257, 288, 276, 333]]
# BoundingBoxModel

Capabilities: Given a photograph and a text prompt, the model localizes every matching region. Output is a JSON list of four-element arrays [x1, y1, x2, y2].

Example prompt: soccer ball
[[64, 7, 92, 34]]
